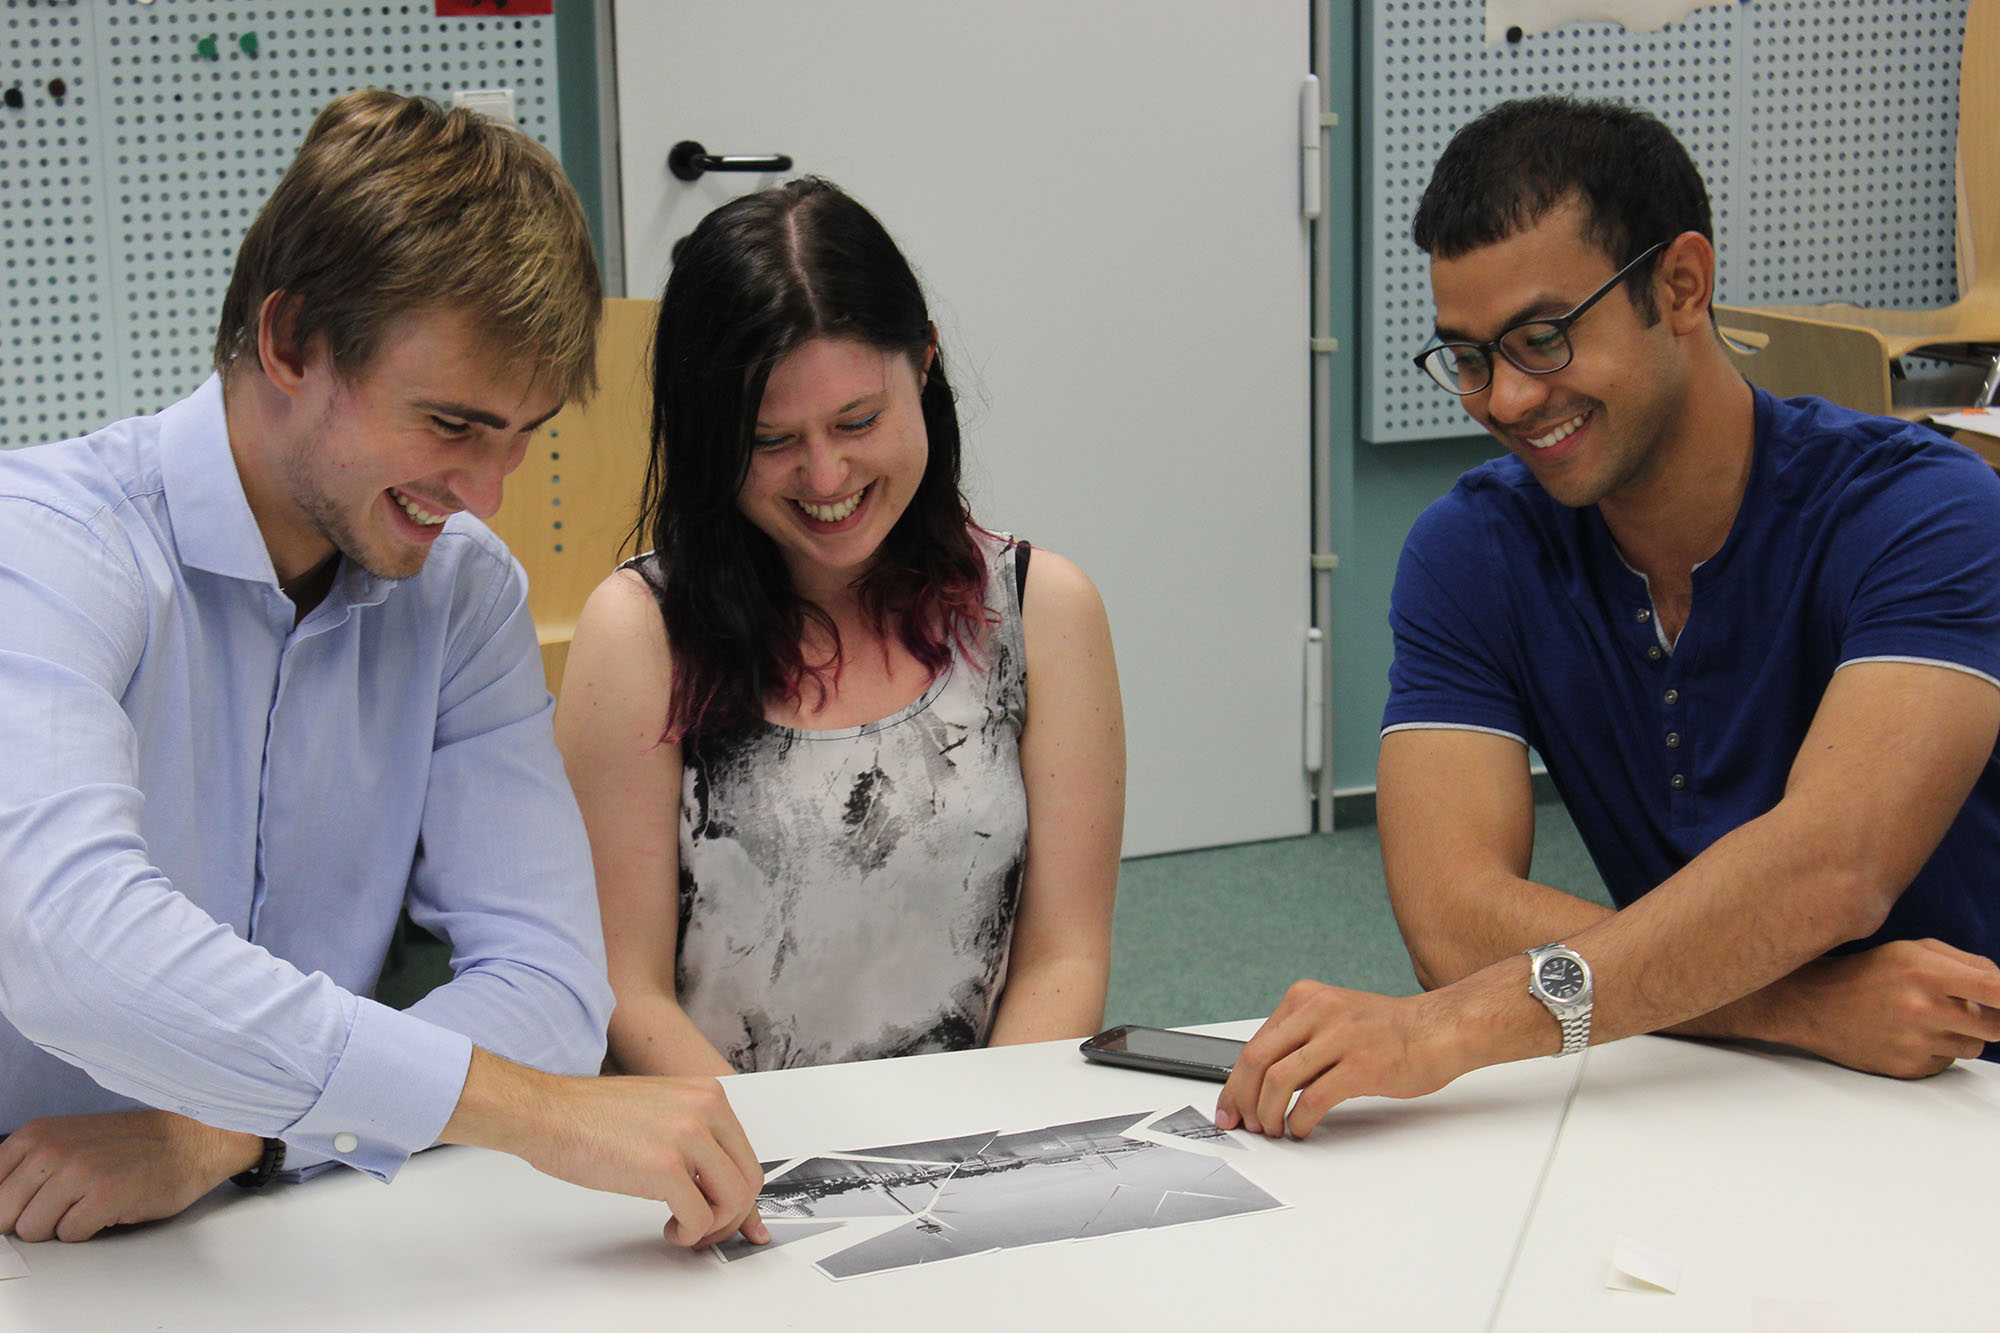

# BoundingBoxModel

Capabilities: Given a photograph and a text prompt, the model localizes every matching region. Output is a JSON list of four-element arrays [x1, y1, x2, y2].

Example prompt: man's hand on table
[[442, 1047, 769, 1250], [1214, 980, 1478, 1139], [1754, 938, 2000, 1078], [0, 1110, 261, 1242]]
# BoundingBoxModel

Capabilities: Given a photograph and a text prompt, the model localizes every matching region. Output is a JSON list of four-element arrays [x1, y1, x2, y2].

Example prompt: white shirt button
[[333, 1132, 360, 1154]]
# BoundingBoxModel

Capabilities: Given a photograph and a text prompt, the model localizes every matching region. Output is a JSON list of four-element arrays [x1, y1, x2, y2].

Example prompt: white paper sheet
[[0, 1236, 27, 1281], [1929, 407, 2000, 441], [1605, 1233, 1682, 1293], [1485, 0, 1733, 44]]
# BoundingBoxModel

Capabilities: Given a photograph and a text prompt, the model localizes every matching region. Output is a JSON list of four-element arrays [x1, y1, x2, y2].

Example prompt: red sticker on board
[[434, 0, 553, 16]]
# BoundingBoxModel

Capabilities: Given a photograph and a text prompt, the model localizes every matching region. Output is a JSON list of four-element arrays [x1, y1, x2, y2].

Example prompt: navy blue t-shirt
[[1385, 389, 2000, 979]]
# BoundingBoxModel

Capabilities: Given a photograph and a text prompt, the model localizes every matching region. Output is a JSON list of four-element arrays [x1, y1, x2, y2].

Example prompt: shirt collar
[[158, 375, 283, 586], [156, 374, 396, 609], [335, 559, 395, 611]]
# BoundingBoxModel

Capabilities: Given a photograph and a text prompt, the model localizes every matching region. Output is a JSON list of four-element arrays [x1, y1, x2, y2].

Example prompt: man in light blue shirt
[[0, 91, 767, 1248]]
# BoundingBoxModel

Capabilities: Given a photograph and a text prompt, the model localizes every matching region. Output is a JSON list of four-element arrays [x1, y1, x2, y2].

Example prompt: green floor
[[378, 799, 1613, 1025], [1104, 799, 1610, 1028]]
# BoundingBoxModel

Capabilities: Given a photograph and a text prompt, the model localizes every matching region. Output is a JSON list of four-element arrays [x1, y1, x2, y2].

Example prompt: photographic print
[[734, 1106, 1285, 1280]]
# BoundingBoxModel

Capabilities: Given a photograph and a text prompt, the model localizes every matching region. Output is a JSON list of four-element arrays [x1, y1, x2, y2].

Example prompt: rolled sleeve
[[282, 1001, 472, 1180]]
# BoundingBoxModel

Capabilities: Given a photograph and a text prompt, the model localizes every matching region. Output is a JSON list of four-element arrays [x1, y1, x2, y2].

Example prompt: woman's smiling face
[[736, 336, 932, 594]]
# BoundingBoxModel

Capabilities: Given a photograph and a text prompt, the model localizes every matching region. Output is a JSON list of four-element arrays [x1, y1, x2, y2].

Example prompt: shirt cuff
[[1380, 720, 1527, 745], [280, 1000, 472, 1182]]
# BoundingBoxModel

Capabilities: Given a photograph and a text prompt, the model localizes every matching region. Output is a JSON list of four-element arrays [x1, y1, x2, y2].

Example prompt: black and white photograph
[[730, 1107, 1285, 1280]]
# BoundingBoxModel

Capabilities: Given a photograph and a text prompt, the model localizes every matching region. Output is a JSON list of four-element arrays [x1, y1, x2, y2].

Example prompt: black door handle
[[668, 140, 794, 182]]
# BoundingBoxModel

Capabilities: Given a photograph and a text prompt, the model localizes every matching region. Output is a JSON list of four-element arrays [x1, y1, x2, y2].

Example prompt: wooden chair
[[1720, 0, 1999, 446], [1714, 305, 2000, 468], [1713, 305, 1893, 412], [484, 298, 658, 695]]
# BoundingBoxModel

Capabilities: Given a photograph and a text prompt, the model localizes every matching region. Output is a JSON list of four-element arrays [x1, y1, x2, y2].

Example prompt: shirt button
[[1664, 689, 1679, 706], [1666, 732, 1681, 748], [1670, 774, 1686, 790], [1646, 646, 1663, 662], [1635, 608, 1652, 623], [333, 1132, 360, 1154]]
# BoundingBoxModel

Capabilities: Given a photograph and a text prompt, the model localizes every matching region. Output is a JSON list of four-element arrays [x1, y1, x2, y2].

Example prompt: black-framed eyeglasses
[[1412, 239, 1669, 396]]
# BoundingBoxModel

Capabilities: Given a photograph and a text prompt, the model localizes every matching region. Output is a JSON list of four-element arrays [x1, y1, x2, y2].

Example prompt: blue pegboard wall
[[2, 0, 560, 450], [1365, 0, 1967, 444]]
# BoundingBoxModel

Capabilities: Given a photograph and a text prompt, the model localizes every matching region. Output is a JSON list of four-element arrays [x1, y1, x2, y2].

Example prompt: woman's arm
[[987, 548, 1125, 1045], [553, 569, 734, 1078]]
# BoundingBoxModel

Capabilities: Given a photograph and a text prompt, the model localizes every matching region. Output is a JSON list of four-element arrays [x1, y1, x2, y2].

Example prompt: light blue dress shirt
[[0, 377, 612, 1179]]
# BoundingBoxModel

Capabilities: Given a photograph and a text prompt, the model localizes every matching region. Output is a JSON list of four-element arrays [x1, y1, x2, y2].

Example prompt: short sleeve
[[1382, 489, 1531, 743], [1832, 443, 2000, 685]]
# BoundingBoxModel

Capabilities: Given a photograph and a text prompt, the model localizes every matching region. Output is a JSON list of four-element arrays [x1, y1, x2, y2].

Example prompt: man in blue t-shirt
[[1219, 95, 2000, 1141]]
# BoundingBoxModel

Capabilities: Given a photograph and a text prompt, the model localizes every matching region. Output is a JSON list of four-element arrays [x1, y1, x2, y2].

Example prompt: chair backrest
[[484, 298, 658, 693], [1958, 0, 1998, 294], [1713, 305, 1893, 414]]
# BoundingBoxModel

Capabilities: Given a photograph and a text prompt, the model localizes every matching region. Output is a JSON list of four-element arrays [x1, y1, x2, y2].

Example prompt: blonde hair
[[214, 89, 600, 402]]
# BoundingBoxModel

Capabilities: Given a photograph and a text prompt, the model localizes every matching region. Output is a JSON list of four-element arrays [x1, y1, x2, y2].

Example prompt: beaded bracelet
[[231, 1137, 287, 1190]]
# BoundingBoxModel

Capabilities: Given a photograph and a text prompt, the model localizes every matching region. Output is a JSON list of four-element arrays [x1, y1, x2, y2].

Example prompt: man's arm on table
[[1217, 660, 2000, 1138], [442, 1049, 764, 1249], [348, 546, 768, 1249], [1377, 720, 2000, 1071], [0, 507, 764, 1244], [0, 1056, 767, 1246]]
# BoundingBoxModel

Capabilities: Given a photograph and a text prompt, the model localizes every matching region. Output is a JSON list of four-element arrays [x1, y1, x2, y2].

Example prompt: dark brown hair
[[1412, 95, 1713, 321], [639, 178, 988, 740]]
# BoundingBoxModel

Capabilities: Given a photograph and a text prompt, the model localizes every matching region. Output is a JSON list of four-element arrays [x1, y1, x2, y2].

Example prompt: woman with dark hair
[[554, 179, 1124, 1074]]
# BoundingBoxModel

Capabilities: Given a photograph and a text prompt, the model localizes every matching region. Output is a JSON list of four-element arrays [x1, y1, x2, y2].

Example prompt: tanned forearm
[[1393, 867, 1616, 991], [1385, 665, 1994, 1050], [1537, 798, 1895, 1045]]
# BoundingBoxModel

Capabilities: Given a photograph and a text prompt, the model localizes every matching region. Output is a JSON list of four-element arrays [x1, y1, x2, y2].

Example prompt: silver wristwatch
[[1525, 942, 1593, 1057]]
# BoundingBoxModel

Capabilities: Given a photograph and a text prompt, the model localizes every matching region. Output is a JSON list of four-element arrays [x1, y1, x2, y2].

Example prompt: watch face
[[1539, 955, 1586, 1000]]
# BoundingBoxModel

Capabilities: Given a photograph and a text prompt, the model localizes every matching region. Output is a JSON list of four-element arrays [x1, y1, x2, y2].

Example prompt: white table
[[2, 1028, 1993, 1331], [1496, 1035, 2000, 1332]]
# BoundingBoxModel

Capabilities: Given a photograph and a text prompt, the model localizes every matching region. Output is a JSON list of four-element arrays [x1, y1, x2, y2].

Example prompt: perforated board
[[1365, 0, 1966, 443], [2, 0, 560, 451]]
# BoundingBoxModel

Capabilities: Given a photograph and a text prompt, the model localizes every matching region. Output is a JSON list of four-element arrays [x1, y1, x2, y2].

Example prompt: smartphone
[[1078, 1024, 1245, 1082]]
